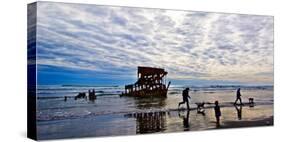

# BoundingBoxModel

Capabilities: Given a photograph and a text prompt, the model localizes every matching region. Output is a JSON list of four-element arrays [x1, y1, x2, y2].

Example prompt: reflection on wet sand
[[125, 111, 167, 133], [178, 110, 190, 131], [235, 105, 243, 120], [124, 101, 273, 133], [134, 97, 166, 109], [37, 84, 273, 139]]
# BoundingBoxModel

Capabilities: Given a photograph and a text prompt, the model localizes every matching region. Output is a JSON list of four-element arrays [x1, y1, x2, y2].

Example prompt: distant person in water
[[89, 89, 96, 100], [178, 88, 191, 110], [214, 101, 221, 127], [234, 88, 243, 105], [64, 96, 67, 102]]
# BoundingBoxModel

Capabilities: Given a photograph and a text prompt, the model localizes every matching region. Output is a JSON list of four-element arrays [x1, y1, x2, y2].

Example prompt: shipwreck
[[121, 66, 171, 97]]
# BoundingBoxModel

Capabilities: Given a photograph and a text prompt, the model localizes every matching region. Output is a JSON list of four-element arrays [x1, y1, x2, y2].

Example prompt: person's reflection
[[234, 104, 243, 120], [178, 110, 190, 130]]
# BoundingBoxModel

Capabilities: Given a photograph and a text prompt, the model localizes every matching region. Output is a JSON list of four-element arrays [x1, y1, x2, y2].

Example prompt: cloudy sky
[[35, 2, 273, 86]]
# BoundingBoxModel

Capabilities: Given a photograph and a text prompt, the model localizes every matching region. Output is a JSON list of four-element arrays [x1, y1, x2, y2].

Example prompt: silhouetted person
[[178, 88, 191, 110], [234, 88, 243, 105], [214, 101, 221, 127], [89, 89, 96, 100], [235, 105, 242, 120], [64, 96, 67, 102], [88, 89, 91, 98]]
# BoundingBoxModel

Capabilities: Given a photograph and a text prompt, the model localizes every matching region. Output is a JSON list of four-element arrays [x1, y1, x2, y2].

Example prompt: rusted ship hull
[[121, 66, 170, 97], [121, 88, 168, 97]]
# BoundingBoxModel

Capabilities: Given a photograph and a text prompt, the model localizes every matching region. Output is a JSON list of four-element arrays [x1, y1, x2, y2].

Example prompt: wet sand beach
[[221, 116, 273, 128], [36, 85, 273, 140]]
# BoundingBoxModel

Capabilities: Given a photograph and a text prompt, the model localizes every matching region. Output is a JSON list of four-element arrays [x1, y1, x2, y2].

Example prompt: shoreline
[[36, 87, 273, 140]]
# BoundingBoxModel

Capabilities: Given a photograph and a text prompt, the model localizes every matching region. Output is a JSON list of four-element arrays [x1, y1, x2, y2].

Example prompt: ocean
[[36, 85, 273, 139]]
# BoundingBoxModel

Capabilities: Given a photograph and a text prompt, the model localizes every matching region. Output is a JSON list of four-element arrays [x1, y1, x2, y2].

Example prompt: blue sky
[[35, 2, 273, 86]]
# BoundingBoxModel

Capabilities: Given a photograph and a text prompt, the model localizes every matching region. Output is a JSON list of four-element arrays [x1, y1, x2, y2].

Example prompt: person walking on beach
[[178, 88, 191, 110], [214, 101, 221, 127], [234, 88, 243, 105]]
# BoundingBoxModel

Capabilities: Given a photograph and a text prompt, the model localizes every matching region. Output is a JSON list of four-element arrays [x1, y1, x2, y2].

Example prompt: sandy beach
[[221, 116, 273, 129], [36, 85, 273, 140]]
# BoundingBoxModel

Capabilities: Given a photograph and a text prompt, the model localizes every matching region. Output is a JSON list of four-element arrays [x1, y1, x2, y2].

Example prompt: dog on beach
[[75, 92, 86, 100], [196, 102, 205, 115]]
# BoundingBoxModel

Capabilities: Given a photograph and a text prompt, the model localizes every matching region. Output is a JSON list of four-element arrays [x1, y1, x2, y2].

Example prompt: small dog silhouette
[[196, 102, 205, 114]]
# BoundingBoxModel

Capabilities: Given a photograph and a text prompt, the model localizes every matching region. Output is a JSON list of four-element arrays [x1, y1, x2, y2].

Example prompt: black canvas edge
[[27, 2, 37, 140]]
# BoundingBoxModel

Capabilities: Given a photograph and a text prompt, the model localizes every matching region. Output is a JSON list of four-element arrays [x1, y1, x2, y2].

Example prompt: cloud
[[35, 2, 274, 85]]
